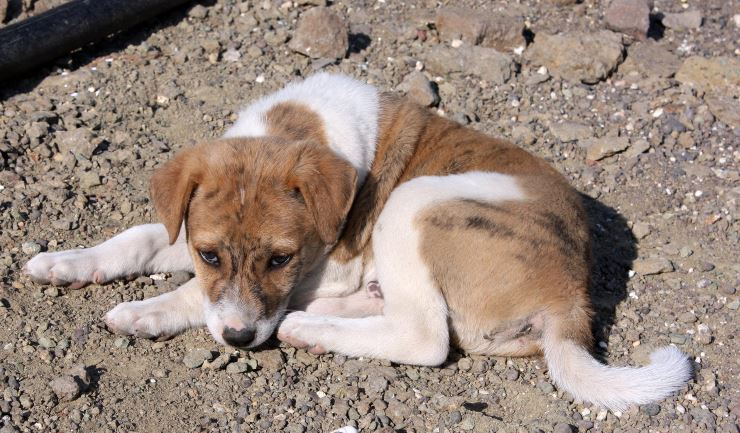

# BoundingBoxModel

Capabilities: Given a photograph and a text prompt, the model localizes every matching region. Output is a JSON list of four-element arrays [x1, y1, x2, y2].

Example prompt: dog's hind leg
[[24, 223, 192, 288], [278, 173, 525, 365]]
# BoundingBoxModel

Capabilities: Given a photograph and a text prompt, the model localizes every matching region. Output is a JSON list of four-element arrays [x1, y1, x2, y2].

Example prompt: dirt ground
[[0, 0, 738, 432]]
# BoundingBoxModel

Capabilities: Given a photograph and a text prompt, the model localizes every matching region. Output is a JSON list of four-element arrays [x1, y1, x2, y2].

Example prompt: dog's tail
[[542, 318, 692, 412]]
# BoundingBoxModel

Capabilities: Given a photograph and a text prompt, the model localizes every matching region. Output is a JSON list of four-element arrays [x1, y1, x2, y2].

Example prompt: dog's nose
[[222, 326, 256, 347]]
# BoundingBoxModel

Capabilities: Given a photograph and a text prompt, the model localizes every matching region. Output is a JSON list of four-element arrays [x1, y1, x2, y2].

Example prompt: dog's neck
[[224, 73, 380, 185]]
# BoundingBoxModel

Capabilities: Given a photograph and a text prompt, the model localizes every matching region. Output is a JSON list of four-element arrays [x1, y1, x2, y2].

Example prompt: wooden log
[[0, 0, 190, 81]]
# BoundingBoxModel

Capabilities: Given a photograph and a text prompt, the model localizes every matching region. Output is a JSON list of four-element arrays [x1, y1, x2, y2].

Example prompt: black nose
[[222, 327, 256, 347]]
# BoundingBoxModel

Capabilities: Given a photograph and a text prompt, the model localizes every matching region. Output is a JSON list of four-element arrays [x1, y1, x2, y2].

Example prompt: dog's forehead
[[189, 179, 306, 248]]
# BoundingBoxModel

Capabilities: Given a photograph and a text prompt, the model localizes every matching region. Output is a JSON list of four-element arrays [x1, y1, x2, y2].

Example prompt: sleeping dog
[[25, 73, 690, 411]]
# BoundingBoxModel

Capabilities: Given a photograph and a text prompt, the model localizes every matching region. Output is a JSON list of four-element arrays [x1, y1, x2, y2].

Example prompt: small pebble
[[183, 349, 214, 368], [641, 403, 661, 416], [504, 368, 520, 381], [553, 422, 574, 433], [226, 362, 249, 374], [21, 241, 42, 255], [49, 375, 81, 402]]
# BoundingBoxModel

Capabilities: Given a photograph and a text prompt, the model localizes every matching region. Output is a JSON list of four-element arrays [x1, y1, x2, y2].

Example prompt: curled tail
[[542, 324, 692, 412]]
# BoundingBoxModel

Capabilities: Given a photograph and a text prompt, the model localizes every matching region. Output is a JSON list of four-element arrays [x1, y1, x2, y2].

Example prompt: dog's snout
[[222, 326, 256, 347]]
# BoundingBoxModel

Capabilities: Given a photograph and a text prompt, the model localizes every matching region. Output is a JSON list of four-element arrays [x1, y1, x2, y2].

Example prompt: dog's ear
[[150, 148, 202, 244], [288, 142, 358, 245]]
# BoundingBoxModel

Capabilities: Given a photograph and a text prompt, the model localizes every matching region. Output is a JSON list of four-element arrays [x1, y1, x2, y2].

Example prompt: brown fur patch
[[265, 102, 328, 146], [417, 196, 592, 355]]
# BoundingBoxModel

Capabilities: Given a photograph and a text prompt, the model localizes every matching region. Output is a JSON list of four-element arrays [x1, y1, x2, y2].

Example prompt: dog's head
[[150, 138, 357, 348]]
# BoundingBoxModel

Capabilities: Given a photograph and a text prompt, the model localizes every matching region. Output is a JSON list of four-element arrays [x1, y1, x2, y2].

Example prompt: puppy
[[25, 73, 690, 411]]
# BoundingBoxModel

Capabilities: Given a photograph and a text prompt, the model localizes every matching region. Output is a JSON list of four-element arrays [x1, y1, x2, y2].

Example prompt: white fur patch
[[224, 73, 379, 185], [543, 326, 692, 412]]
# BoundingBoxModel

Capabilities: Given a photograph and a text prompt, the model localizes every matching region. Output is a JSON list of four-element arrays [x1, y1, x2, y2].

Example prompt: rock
[[55, 128, 97, 157], [203, 353, 231, 370], [678, 311, 697, 323], [448, 410, 463, 424], [583, 136, 630, 161], [504, 368, 519, 381], [633, 257, 674, 275], [550, 122, 592, 142], [200, 40, 220, 54], [545, 0, 579, 4], [619, 41, 681, 78], [705, 94, 740, 128], [537, 381, 555, 393], [66, 364, 91, 389], [49, 375, 81, 402], [641, 403, 661, 416], [21, 241, 42, 255], [604, 0, 651, 40], [289, 7, 348, 59], [435, 7, 526, 52], [511, 125, 536, 146], [113, 337, 130, 348], [223, 49, 241, 62], [696, 324, 713, 345], [425, 45, 514, 84], [669, 333, 687, 344], [0, 424, 18, 433], [457, 357, 472, 371], [625, 138, 650, 158], [26, 121, 48, 141], [525, 31, 624, 84], [79, 172, 101, 189], [251, 349, 284, 371], [397, 72, 439, 107], [675, 56, 740, 97], [366, 376, 389, 394], [662, 10, 702, 30], [182, 348, 214, 368], [38, 337, 56, 349], [459, 416, 475, 430], [632, 222, 651, 239], [553, 423, 574, 433], [188, 4, 208, 19], [226, 361, 249, 374]]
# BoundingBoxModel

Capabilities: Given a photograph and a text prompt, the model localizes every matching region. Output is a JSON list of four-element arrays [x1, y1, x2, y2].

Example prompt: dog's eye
[[199, 251, 220, 266], [269, 254, 292, 268]]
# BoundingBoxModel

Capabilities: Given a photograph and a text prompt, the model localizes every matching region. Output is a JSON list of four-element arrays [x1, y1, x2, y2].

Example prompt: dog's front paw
[[104, 300, 177, 340], [277, 312, 330, 355], [24, 249, 107, 289]]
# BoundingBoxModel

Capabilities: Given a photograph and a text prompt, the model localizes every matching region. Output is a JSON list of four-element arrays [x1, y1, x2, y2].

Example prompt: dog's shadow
[[581, 194, 637, 359]]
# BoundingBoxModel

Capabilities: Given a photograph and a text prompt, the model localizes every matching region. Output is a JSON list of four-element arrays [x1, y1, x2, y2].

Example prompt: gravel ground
[[1, 0, 738, 432]]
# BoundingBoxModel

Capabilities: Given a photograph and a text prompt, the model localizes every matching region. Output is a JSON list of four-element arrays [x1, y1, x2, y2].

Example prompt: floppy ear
[[150, 148, 201, 244], [289, 142, 358, 245]]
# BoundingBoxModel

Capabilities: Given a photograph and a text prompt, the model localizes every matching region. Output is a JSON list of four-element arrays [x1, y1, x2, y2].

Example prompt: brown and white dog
[[25, 73, 690, 411]]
